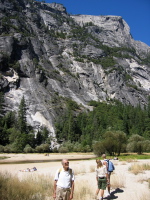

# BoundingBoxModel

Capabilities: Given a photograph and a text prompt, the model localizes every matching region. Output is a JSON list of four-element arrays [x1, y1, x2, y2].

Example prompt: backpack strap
[[58, 168, 72, 178], [58, 168, 62, 178]]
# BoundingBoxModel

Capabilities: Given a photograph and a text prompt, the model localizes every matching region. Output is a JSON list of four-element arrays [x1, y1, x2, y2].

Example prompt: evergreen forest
[[0, 91, 150, 155]]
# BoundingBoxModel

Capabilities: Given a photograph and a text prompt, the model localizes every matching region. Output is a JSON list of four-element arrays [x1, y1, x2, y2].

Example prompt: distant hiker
[[101, 154, 115, 197], [53, 159, 75, 200], [95, 160, 108, 200], [19, 168, 30, 172]]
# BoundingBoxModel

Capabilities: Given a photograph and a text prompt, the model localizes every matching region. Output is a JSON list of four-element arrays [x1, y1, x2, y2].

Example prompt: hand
[[70, 193, 73, 199]]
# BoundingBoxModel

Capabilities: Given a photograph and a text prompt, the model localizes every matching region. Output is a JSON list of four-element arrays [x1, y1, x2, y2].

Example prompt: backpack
[[105, 159, 115, 172]]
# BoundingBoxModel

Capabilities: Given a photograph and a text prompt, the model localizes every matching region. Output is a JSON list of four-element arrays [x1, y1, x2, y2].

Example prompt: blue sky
[[44, 0, 150, 46]]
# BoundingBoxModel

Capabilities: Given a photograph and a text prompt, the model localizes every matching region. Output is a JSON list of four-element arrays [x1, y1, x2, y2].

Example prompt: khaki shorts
[[98, 178, 107, 190], [56, 187, 71, 200]]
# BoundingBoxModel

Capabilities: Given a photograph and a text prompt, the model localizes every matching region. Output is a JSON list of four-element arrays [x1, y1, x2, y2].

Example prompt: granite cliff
[[0, 0, 150, 137]]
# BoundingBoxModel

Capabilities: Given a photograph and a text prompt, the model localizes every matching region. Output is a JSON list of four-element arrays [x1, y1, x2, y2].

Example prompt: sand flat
[[0, 153, 150, 200]]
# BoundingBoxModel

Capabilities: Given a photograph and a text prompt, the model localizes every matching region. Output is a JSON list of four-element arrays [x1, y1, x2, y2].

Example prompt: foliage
[[126, 134, 149, 154], [55, 98, 150, 154], [17, 96, 27, 133], [93, 141, 105, 157], [93, 130, 127, 156], [58, 146, 69, 153], [35, 143, 50, 153], [23, 144, 34, 153], [116, 153, 150, 161], [0, 92, 5, 117], [0, 96, 51, 153]]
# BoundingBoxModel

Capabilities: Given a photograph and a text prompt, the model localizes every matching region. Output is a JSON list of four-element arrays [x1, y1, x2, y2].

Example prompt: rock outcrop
[[0, 0, 150, 136]]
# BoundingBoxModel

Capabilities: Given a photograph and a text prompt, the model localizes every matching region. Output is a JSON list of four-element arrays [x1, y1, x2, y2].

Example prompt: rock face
[[0, 0, 150, 136]]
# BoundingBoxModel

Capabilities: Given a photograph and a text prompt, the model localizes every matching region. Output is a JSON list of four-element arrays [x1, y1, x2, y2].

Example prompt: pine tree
[[147, 96, 150, 118], [0, 92, 4, 118], [18, 96, 27, 133]]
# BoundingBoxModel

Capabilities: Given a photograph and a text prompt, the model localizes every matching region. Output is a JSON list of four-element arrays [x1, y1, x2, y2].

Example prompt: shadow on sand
[[103, 188, 124, 199]]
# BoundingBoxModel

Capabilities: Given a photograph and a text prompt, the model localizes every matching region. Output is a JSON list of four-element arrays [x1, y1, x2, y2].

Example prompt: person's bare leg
[[107, 173, 111, 196], [100, 189, 104, 198], [95, 188, 100, 199]]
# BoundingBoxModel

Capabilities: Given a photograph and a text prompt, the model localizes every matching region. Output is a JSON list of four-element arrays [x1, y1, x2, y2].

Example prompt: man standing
[[53, 159, 75, 200]]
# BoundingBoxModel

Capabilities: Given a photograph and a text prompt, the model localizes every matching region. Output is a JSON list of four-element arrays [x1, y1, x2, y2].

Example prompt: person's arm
[[53, 180, 57, 199], [106, 172, 109, 183], [96, 169, 98, 183], [70, 180, 74, 199]]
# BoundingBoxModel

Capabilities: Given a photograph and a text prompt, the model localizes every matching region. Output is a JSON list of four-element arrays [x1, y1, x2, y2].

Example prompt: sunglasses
[[64, 162, 69, 165]]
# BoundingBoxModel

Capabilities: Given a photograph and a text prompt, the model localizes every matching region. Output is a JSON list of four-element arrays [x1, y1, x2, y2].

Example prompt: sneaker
[[104, 192, 110, 198], [106, 193, 110, 197], [99, 198, 103, 200], [94, 194, 98, 199]]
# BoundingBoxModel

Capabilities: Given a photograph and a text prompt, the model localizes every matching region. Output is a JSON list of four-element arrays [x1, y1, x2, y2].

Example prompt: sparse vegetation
[[128, 163, 150, 175], [111, 174, 126, 189], [0, 171, 94, 200], [0, 172, 53, 200]]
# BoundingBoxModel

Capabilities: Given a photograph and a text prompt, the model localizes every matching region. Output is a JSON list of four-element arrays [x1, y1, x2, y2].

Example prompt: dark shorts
[[98, 178, 107, 190]]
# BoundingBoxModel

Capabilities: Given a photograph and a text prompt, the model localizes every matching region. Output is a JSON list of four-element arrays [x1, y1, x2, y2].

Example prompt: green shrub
[[35, 144, 50, 153], [58, 146, 69, 153], [23, 144, 34, 153], [0, 145, 4, 153]]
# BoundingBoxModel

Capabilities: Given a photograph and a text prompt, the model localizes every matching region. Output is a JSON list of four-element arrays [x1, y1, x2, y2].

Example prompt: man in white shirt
[[53, 159, 75, 200]]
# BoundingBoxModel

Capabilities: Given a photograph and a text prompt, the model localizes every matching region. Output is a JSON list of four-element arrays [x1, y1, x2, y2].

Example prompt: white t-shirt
[[54, 168, 75, 188], [96, 165, 107, 178]]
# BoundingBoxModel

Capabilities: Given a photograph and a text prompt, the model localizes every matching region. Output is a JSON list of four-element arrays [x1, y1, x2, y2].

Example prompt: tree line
[[55, 98, 150, 155], [0, 91, 150, 154], [0, 93, 51, 153]]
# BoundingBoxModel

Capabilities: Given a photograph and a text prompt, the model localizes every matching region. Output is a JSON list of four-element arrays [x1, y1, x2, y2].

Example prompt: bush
[[0, 145, 4, 152], [83, 145, 91, 152], [126, 134, 145, 154], [61, 141, 74, 152], [93, 141, 105, 156], [58, 146, 69, 153], [35, 145, 44, 153], [52, 147, 58, 153], [35, 144, 50, 153], [73, 142, 83, 152], [24, 144, 34, 153], [3, 145, 12, 153]]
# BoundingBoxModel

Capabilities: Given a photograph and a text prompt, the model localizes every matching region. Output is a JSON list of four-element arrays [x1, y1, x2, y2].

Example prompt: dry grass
[[136, 191, 150, 200], [110, 174, 126, 189], [73, 165, 86, 175], [73, 164, 95, 175], [0, 171, 94, 200], [0, 171, 53, 200], [73, 180, 93, 200], [120, 161, 127, 165], [138, 177, 150, 189], [126, 158, 138, 163], [128, 163, 150, 175], [89, 165, 95, 172]]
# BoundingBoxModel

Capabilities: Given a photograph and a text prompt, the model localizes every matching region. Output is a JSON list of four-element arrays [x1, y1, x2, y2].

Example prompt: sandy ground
[[0, 153, 150, 200]]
